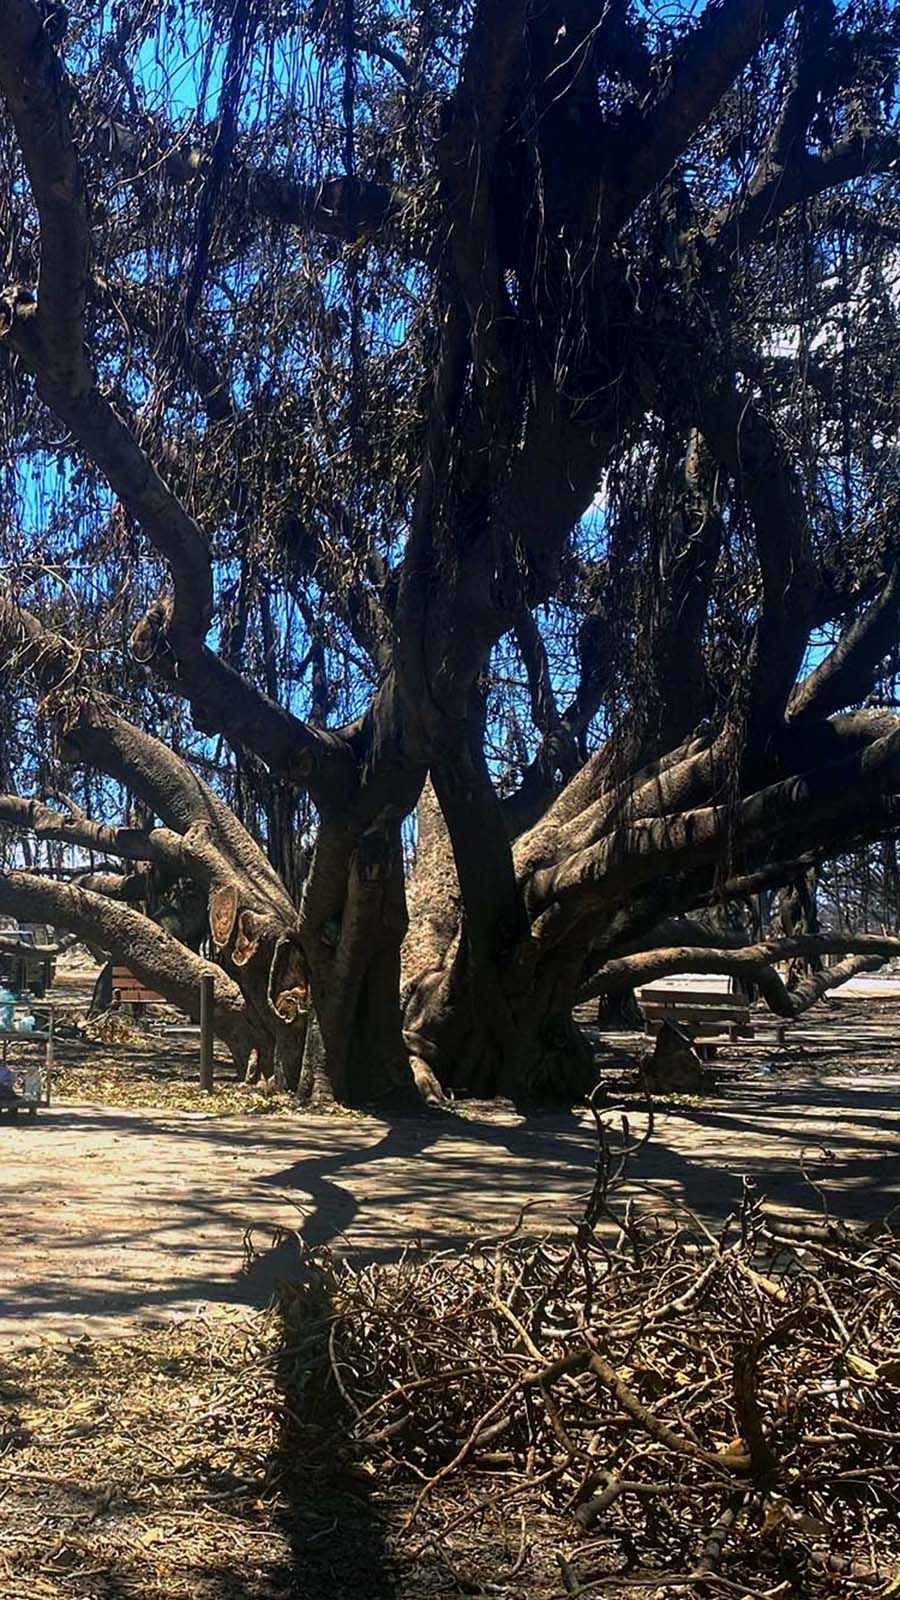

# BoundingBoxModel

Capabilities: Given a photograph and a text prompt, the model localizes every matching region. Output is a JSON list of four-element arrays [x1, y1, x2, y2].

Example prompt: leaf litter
[[3, 1089, 900, 1597]]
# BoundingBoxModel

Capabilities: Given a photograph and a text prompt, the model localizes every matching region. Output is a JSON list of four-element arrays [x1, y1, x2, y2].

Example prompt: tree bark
[[401, 708, 900, 1097], [0, 871, 257, 1064]]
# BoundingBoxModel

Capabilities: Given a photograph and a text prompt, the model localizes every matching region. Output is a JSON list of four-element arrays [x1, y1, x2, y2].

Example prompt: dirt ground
[[2, 981, 900, 1346], [4, 973, 900, 1599]]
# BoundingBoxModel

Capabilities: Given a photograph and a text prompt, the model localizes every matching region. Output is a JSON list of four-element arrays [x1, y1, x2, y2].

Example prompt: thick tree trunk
[[596, 988, 644, 1029], [298, 818, 418, 1105], [401, 708, 900, 1099], [402, 780, 594, 1099]]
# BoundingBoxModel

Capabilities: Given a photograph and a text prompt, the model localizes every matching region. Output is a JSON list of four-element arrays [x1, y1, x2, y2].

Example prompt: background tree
[[3, 0, 900, 1102]]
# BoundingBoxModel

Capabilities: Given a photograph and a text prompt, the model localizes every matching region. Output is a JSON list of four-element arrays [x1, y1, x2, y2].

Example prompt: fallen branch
[[0, 930, 77, 959], [304, 1141, 900, 1596]]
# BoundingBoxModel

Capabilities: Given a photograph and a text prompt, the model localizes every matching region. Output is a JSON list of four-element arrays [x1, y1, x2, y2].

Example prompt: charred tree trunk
[[402, 779, 593, 1100], [401, 708, 900, 1099], [297, 818, 417, 1105]]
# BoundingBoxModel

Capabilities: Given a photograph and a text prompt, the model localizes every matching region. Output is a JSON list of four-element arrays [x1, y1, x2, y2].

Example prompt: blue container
[[0, 988, 14, 1031]]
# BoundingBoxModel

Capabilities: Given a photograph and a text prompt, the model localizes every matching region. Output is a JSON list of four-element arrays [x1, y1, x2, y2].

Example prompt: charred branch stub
[[1, 0, 900, 1100]]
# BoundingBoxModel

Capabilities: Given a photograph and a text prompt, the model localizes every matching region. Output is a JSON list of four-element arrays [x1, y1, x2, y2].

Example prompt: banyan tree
[[2, 0, 900, 1103]]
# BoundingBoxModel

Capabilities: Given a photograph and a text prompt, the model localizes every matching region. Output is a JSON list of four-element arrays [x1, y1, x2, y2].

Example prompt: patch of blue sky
[[205, 564, 375, 726], [129, 1, 324, 135], [12, 450, 83, 557], [132, 15, 227, 125], [801, 626, 841, 679], [578, 489, 612, 563]]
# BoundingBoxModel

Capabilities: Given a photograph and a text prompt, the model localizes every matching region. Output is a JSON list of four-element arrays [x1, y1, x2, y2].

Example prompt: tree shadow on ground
[[0, 1265, 398, 1599], [6, 1056, 900, 1346], [268, 1260, 398, 1600], [254, 1078, 900, 1263]]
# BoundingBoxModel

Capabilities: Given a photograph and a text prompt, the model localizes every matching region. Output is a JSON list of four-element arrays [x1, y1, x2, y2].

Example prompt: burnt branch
[[711, 134, 900, 257], [582, 932, 900, 1013], [0, 868, 253, 1050], [602, 0, 795, 242], [789, 558, 900, 725], [0, 0, 89, 392]]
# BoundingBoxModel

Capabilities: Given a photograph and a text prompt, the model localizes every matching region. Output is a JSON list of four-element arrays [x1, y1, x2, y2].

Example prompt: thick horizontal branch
[[0, 605, 348, 881], [602, 0, 794, 241], [531, 715, 900, 947], [96, 110, 402, 245], [244, 170, 399, 243], [0, 793, 164, 862], [613, 915, 752, 960], [761, 951, 884, 1014], [0, 930, 77, 959], [581, 933, 900, 1010], [0, 793, 241, 900], [74, 871, 143, 900], [0, 870, 253, 1048]]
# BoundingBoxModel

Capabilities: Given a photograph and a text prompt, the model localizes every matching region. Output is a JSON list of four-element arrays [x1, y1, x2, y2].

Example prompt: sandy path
[[2, 1013, 900, 1344]]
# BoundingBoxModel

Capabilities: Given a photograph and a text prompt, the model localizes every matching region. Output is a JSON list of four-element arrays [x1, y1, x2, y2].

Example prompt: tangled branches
[[300, 1116, 900, 1597]]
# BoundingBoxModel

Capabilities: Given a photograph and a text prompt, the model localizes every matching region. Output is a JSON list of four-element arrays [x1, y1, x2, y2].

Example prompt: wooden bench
[[112, 967, 164, 1006], [639, 986, 752, 1045]]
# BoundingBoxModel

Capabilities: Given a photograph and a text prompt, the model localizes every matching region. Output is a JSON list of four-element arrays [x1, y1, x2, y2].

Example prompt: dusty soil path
[[2, 996, 900, 1345]]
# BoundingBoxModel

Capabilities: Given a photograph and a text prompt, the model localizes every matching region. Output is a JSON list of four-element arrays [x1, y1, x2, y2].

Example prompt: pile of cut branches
[[306, 1106, 900, 1597]]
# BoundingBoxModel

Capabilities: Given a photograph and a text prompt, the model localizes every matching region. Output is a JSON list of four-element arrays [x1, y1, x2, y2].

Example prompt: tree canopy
[[2, 0, 900, 1102]]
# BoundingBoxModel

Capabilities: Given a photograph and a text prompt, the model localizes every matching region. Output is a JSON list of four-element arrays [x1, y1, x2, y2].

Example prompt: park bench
[[112, 965, 164, 1008], [638, 985, 753, 1049], [109, 968, 217, 1091]]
